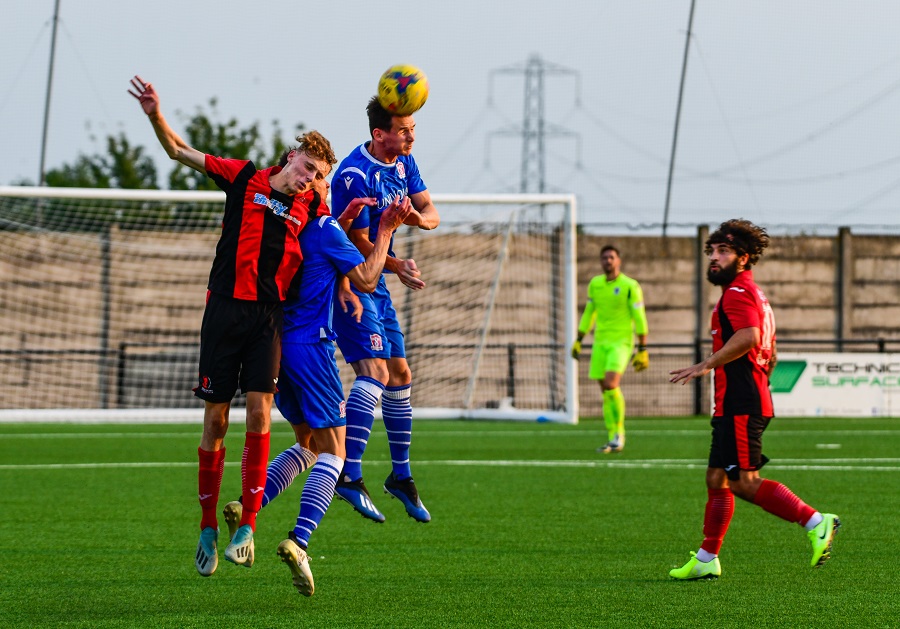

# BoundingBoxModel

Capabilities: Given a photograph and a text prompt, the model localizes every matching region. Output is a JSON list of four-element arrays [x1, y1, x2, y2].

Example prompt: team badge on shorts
[[199, 375, 213, 394], [370, 334, 384, 352], [339, 400, 347, 418]]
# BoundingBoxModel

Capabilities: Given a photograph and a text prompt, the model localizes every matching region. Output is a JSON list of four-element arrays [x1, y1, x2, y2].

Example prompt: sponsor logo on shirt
[[253, 193, 302, 226], [377, 190, 407, 210], [344, 176, 353, 189]]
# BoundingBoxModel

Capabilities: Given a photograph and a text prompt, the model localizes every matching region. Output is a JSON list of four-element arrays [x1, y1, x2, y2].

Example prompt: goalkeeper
[[571, 245, 649, 453]]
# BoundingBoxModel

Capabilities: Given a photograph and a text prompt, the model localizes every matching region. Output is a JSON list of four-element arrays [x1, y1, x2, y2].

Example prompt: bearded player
[[668, 219, 840, 579]]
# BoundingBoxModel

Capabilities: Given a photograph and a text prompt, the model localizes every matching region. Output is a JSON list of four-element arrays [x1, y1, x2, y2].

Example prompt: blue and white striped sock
[[342, 376, 385, 481], [382, 384, 413, 480], [293, 452, 343, 549], [262, 443, 317, 508]]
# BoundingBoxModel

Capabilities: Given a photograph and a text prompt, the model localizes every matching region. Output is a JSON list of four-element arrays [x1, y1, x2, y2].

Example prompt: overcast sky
[[3, 1, 900, 234]]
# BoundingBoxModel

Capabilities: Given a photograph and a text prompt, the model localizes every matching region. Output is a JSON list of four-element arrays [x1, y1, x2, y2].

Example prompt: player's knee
[[245, 405, 271, 433], [388, 366, 411, 387], [356, 359, 389, 384], [203, 404, 229, 438], [732, 477, 763, 502]]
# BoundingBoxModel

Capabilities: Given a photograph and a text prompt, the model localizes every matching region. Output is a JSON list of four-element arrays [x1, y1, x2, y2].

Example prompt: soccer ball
[[377, 65, 429, 116]]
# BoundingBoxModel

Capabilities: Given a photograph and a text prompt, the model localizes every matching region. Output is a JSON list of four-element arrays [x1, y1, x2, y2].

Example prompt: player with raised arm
[[330, 96, 439, 523], [668, 219, 840, 580], [223, 193, 412, 596], [571, 245, 649, 453], [129, 76, 334, 577]]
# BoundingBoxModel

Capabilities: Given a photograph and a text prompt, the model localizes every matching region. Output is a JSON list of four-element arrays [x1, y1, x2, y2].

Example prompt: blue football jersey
[[283, 215, 365, 344], [331, 143, 427, 259]]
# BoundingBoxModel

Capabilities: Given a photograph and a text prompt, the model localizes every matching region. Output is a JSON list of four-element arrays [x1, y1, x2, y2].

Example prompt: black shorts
[[194, 292, 283, 403], [708, 414, 771, 481]]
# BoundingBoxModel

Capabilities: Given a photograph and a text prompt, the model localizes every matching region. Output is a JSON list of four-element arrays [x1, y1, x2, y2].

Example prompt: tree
[[168, 98, 302, 191], [43, 132, 158, 189]]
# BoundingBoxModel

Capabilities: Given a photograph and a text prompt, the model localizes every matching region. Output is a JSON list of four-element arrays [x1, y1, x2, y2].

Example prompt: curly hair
[[278, 130, 337, 167], [705, 219, 770, 268]]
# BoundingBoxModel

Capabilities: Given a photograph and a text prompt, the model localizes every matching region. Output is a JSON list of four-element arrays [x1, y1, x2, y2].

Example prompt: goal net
[[0, 187, 578, 424]]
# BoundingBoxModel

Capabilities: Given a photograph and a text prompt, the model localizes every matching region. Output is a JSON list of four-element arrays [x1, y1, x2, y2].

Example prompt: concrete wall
[[2, 227, 898, 413], [573, 230, 900, 416]]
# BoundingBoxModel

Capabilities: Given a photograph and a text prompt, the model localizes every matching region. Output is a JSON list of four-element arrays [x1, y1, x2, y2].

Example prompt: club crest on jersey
[[370, 334, 384, 351], [396, 162, 406, 178], [614, 287, 621, 295]]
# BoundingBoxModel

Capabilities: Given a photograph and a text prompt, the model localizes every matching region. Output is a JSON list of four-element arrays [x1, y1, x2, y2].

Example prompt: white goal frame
[[0, 186, 578, 424]]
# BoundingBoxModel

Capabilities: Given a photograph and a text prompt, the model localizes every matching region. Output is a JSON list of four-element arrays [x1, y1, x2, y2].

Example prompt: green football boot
[[669, 552, 721, 580], [808, 513, 841, 567]]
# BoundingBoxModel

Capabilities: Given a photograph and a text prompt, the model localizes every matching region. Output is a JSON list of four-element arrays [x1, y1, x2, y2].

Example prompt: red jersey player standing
[[667, 219, 840, 579], [129, 76, 336, 577]]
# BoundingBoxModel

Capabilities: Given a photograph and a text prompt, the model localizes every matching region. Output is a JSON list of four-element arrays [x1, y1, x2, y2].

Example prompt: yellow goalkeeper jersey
[[577, 272, 648, 341]]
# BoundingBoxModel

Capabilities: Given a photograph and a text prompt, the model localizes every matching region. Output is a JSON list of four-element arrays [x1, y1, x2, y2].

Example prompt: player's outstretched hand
[[337, 197, 377, 232], [336, 279, 363, 323], [128, 76, 160, 116], [380, 197, 413, 232], [669, 361, 710, 385], [570, 339, 581, 360], [397, 258, 425, 291], [631, 349, 649, 372]]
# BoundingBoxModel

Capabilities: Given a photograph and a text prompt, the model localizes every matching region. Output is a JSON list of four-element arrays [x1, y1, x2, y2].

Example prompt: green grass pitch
[[1, 416, 898, 628]]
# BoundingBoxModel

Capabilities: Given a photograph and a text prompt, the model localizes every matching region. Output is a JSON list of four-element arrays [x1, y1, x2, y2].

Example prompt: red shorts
[[708, 414, 771, 481], [194, 292, 283, 403]]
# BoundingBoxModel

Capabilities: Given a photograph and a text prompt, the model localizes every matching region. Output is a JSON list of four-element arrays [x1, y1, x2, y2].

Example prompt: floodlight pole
[[38, 0, 62, 187], [662, 0, 696, 238]]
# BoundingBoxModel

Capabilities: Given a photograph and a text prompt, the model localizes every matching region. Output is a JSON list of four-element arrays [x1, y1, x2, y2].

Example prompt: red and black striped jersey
[[204, 155, 328, 302], [711, 270, 776, 417]]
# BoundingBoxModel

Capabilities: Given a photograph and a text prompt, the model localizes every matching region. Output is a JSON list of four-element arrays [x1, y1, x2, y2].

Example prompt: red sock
[[239, 432, 270, 530], [753, 479, 816, 525], [198, 447, 226, 530], [700, 488, 734, 555]]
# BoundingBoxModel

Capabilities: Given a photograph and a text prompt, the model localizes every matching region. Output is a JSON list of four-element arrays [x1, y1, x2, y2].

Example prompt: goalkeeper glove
[[571, 339, 582, 360], [632, 347, 649, 372]]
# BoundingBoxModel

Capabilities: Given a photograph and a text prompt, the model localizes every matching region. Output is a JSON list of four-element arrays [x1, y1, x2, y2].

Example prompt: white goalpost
[[0, 186, 578, 424]]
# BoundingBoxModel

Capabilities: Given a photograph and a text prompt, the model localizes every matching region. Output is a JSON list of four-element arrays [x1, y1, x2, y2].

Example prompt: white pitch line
[[0, 432, 202, 439], [2, 459, 898, 472], [0, 461, 242, 470], [3, 428, 899, 439]]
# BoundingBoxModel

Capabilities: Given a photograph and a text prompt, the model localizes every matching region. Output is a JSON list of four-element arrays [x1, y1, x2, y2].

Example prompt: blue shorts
[[333, 276, 405, 364], [275, 341, 347, 430]]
